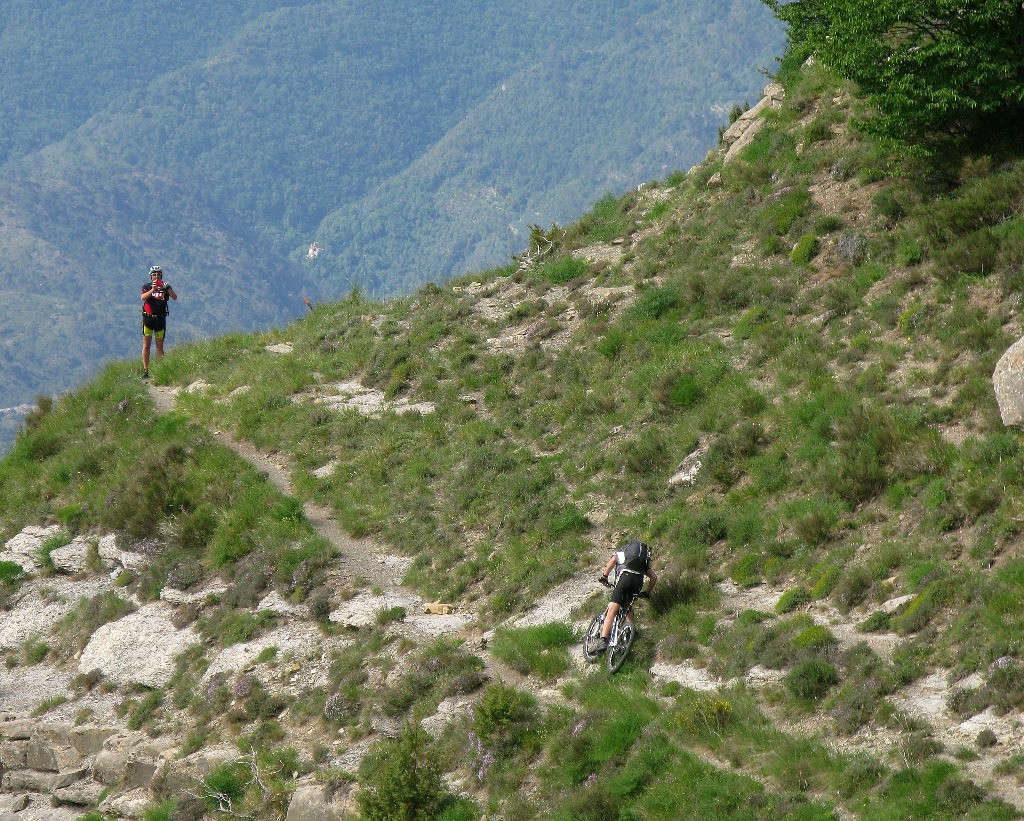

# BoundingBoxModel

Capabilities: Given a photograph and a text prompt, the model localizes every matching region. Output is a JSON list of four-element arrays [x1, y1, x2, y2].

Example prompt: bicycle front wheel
[[607, 622, 634, 673], [582, 614, 604, 663]]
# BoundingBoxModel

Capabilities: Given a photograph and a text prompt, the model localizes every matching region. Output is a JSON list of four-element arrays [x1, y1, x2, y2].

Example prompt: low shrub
[[775, 587, 810, 615], [786, 658, 840, 700], [673, 693, 733, 736], [790, 233, 819, 264], [472, 683, 538, 755]]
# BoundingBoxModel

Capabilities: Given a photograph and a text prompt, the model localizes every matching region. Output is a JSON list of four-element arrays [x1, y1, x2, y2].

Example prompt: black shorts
[[610, 571, 644, 605], [142, 314, 166, 336]]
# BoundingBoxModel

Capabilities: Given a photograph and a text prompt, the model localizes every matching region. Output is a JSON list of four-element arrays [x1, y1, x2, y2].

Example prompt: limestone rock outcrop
[[994, 336, 1024, 425], [721, 82, 786, 164], [78, 604, 200, 688]]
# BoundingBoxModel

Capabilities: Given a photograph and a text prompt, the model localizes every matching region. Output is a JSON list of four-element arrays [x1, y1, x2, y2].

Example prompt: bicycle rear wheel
[[607, 621, 634, 673], [582, 614, 604, 663]]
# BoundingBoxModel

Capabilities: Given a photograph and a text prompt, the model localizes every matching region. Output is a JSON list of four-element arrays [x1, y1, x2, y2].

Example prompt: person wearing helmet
[[590, 538, 657, 653], [141, 265, 177, 378]]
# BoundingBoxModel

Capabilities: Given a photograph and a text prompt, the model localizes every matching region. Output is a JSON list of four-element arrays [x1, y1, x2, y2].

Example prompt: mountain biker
[[141, 265, 177, 378], [591, 538, 657, 653]]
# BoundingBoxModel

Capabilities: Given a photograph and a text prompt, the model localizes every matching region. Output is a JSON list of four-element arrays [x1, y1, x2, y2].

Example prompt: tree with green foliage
[[763, 0, 1024, 143], [356, 723, 446, 821]]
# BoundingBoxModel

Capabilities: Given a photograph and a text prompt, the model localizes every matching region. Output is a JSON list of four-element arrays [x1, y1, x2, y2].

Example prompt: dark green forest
[[0, 0, 781, 436]]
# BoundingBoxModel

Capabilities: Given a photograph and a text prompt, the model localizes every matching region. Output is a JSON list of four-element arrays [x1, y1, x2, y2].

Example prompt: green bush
[[0, 561, 26, 587], [809, 565, 841, 600], [775, 587, 811, 615], [357, 724, 446, 821], [534, 255, 589, 285], [473, 683, 538, 755], [628, 285, 683, 320], [790, 233, 819, 264], [786, 658, 840, 700]]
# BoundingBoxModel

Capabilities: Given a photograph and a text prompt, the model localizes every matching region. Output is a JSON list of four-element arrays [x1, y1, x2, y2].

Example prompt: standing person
[[141, 265, 177, 378], [591, 538, 657, 653]]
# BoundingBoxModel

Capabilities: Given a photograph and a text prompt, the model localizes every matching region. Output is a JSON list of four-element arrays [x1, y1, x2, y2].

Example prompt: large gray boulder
[[994, 337, 1024, 425]]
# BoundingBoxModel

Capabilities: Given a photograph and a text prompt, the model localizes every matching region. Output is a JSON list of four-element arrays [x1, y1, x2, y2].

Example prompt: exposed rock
[[0, 794, 29, 813], [78, 604, 200, 687], [879, 593, 915, 614], [0, 578, 112, 649], [421, 696, 468, 738], [52, 778, 106, 806], [0, 741, 28, 768], [650, 662, 724, 692], [668, 445, 708, 488], [161, 744, 237, 794], [96, 534, 120, 568], [721, 82, 786, 164], [49, 536, 94, 574], [2, 766, 87, 792], [312, 460, 339, 479], [513, 573, 602, 629], [257, 590, 304, 616], [746, 665, 786, 688], [203, 623, 323, 682], [329, 591, 421, 628], [286, 782, 353, 821], [265, 343, 294, 354], [24, 738, 81, 772], [159, 580, 227, 605], [0, 662, 77, 718], [0, 524, 61, 573], [402, 611, 472, 637], [92, 731, 175, 789], [99, 786, 152, 819], [0, 804, 80, 821], [994, 336, 1024, 425], [311, 380, 435, 417]]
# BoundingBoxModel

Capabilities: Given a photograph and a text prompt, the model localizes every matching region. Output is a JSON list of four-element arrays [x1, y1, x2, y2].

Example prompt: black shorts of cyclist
[[142, 314, 166, 336], [610, 570, 644, 605]]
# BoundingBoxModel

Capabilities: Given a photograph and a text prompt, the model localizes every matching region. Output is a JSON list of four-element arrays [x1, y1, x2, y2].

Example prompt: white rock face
[[202, 623, 323, 682], [0, 525, 62, 573], [650, 662, 724, 692], [328, 592, 421, 628], [994, 336, 1024, 425], [96, 535, 120, 568], [79, 605, 200, 688], [0, 577, 114, 650], [49, 536, 93, 574], [669, 445, 708, 488]]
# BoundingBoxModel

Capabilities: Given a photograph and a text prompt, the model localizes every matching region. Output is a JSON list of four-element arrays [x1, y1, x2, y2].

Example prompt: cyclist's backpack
[[620, 539, 651, 574]]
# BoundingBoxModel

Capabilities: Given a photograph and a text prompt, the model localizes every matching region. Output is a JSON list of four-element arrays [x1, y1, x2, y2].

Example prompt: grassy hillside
[[3, 59, 1024, 819]]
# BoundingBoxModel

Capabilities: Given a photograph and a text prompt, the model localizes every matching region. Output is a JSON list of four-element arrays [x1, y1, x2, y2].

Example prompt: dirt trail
[[148, 384, 579, 698], [150, 385, 394, 589]]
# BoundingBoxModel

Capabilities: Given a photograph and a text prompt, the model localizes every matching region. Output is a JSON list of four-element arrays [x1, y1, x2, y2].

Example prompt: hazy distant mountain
[[0, 0, 781, 427]]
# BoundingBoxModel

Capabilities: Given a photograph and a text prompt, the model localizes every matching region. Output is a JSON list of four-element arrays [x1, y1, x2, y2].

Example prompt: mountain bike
[[583, 579, 648, 673]]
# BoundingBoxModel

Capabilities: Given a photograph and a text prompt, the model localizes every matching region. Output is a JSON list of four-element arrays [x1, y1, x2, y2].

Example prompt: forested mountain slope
[[0, 0, 781, 423]]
